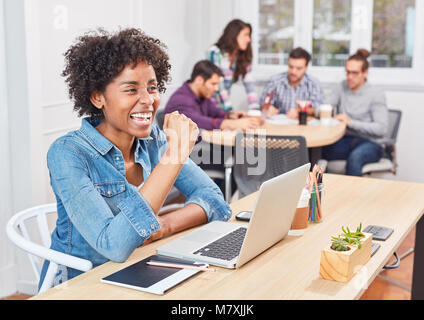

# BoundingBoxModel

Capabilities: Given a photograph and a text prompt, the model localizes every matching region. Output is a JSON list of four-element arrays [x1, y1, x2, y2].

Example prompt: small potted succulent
[[320, 223, 372, 282]]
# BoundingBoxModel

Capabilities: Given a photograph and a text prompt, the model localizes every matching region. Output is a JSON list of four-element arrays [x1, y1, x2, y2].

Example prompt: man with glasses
[[319, 49, 389, 176]]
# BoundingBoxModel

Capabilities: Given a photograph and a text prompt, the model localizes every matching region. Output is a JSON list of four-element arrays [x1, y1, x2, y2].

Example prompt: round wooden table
[[201, 121, 346, 148]]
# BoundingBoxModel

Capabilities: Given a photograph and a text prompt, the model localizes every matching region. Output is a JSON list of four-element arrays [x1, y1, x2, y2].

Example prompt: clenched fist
[[162, 111, 199, 164]]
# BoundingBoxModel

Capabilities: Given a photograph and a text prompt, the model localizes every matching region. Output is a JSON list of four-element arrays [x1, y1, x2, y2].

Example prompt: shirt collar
[[283, 72, 309, 88], [183, 80, 202, 104], [342, 80, 369, 94], [79, 117, 153, 156]]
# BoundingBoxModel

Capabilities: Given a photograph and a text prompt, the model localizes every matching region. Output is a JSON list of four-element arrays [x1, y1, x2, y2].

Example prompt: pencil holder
[[298, 111, 307, 125], [309, 183, 324, 223]]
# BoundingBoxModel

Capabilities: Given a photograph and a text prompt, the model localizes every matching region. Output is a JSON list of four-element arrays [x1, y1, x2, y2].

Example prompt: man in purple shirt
[[165, 60, 260, 198], [165, 60, 261, 131]]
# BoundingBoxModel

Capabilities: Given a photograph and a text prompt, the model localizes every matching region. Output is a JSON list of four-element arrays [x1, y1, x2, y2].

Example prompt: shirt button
[[224, 215, 228, 219], [107, 191, 111, 196], [151, 224, 155, 229], [141, 229, 146, 236], [115, 156, 120, 161]]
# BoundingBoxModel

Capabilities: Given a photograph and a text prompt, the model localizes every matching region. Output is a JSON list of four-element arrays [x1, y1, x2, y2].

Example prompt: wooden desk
[[201, 122, 346, 148], [31, 174, 424, 300]]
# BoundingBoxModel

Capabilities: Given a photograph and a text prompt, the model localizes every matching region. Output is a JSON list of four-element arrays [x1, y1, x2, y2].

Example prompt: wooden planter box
[[319, 232, 373, 283]]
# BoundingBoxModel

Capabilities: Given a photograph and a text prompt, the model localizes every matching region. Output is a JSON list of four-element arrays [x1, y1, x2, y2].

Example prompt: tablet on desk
[[101, 255, 206, 295]]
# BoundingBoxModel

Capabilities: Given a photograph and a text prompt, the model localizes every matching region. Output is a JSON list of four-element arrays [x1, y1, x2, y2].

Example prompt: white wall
[[0, 0, 18, 298], [382, 91, 424, 183], [146, 0, 235, 107]]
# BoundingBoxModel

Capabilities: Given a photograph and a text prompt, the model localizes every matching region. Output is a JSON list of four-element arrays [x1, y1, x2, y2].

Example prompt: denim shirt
[[39, 117, 231, 290]]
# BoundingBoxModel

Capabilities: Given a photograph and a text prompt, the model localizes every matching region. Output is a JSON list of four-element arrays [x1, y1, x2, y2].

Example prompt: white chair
[[6, 203, 93, 294]]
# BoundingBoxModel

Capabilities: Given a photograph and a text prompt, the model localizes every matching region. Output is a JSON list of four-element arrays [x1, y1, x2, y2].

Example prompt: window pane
[[312, 0, 351, 67], [258, 0, 295, 65], [371, 0, 415, 68]]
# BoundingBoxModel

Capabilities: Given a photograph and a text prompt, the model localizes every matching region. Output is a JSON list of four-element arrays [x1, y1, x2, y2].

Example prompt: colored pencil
[[146, 261, 216, 272]]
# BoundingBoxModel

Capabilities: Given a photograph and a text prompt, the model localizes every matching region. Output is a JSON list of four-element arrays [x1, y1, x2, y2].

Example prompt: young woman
[[38, 28, 231, 290], [207, 19, 259, 112]]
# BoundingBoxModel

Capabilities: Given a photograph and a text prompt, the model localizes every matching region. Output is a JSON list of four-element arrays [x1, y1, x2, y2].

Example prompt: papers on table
[[265, 114, 341, 126], [308, 118, 341, 126], [265, 114, 298, 125]]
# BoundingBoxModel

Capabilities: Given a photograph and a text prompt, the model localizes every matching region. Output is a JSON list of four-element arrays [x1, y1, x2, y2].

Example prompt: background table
[[201, 121, 346, 165], [31, 174, 424, 300], [201, 121, 346, 148]]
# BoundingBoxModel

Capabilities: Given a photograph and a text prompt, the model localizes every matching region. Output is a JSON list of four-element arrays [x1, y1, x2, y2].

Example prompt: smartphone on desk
[[235, 211, 252, 222]]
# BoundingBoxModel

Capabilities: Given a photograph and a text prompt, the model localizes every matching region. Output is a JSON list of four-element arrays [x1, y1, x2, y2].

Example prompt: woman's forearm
[[143, 203, 208, 245], [139, 150, 184, 214], [162, 203, 207, 235]]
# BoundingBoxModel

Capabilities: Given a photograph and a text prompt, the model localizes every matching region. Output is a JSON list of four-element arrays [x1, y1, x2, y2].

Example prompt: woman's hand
[[228, 110, 247, 119], [163, 111, 199, 164], [141, 112, 198, 214], [220, 117, 262, 130]]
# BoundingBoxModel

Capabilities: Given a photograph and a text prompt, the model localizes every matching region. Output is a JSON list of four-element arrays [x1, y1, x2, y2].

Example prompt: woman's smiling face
[[93, 61, 161, 139]]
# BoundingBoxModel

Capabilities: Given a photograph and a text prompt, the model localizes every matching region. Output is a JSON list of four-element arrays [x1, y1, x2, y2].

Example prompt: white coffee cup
[[247, 109, 264, 124], [319, 104, 333, 126], [247, 110, 262, 117]]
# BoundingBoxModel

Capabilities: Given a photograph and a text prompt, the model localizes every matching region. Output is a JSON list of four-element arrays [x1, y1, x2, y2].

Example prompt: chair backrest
[[6, 203, 92, 293], [387, 109, 402, 142], [233, 133, 309, 198], [6, 203, 57, 281], [155, 109, 165, 130]]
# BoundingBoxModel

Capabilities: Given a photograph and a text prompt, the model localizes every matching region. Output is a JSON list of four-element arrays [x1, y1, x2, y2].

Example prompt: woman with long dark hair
[[207, 19, 259, 112]]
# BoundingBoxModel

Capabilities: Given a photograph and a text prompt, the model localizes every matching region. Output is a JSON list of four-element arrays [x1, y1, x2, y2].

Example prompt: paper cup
[[291, 188, 311, 230], [247, 109, 264, 124], [319, 104, 333, 126]]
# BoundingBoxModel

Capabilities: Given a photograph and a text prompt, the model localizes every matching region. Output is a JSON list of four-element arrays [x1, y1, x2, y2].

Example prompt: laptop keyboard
[[193, 227, 247, 261]]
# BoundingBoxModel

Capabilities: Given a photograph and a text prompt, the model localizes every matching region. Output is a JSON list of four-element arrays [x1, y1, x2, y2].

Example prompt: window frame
[[234, 0, 424, 88]]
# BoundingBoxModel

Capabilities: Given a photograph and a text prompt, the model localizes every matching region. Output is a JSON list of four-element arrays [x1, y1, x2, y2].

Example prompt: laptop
[[156, 163, 310, 269]]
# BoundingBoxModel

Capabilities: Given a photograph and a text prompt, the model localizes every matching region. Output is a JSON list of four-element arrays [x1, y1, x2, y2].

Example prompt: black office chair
[[326, 109, 402, 175], [233, 133, 309, 199]]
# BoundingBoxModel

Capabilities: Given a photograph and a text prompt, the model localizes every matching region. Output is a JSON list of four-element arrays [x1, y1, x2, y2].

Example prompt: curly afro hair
[[62, 28, 171, 118]]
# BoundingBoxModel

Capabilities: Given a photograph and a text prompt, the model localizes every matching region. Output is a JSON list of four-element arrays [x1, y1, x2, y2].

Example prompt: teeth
[[131, 112, 152, 119]]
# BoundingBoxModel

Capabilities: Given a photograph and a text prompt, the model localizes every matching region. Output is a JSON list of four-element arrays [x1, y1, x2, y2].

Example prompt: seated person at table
[[320, 49, 388, 176], [164, 60, 261, 131], [165, 60, 258, 197], [259, 47, 324, 119], [38, 28, 231, 290]]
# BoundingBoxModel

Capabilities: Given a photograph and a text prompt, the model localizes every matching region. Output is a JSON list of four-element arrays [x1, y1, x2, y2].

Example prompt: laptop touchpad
[[183, 229, 222, 243]]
